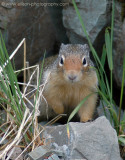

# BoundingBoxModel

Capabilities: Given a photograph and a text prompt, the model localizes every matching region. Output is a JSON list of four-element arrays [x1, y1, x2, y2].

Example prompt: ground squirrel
[[42, 43, 98, 122]]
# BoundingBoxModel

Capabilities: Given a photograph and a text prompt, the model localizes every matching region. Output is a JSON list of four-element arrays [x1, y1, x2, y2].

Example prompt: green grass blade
[[95, 67, 106, 95], [0, 102, 20, 126], [67, 93, 94, 123], [100, 100, 108, 118], [0, 33, 25, 123], [72, 0, 112, 101], [105, 28, 113, 71], [98, 88, 118, 130], [67, 93, 94, 137], [119, 55, 125, 123], [118, 137, 125, 145], [101, 45, 107, 68], [72, 0, 104, 72], [103, 29, 113, 103], [122, 111, 125, 125]]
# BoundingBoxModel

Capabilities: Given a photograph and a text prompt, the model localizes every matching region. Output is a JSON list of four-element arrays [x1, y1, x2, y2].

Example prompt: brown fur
[[42, 44, 98, 122]]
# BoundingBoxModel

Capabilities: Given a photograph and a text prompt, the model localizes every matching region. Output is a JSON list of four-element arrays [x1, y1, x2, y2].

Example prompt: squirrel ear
[[83, 44, 90, 51], [83, 44, 90, 56], [59, 43, 65, 56], [60, 43, 65, 49]]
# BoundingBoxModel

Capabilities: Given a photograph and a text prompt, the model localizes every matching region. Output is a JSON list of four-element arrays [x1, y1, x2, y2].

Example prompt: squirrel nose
[[68, 75, 77, 81]]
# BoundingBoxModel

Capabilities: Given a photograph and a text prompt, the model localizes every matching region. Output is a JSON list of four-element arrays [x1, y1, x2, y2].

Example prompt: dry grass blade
[[0, 108, 29, 158], [23, 38, 26, 92], [0, 38, 25, 74], [0, 37, 44, 159]]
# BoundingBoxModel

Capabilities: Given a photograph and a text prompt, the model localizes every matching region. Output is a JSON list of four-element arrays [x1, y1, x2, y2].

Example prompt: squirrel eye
[[59, 55, 65, 66], [82, 57, 87, 67], [60, 57, 64, 65]]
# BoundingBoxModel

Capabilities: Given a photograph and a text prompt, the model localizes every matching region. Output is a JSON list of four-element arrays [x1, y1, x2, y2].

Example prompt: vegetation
[[0, 34, 47, 159]]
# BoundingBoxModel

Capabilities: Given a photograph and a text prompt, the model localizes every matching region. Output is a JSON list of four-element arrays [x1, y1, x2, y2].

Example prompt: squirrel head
[[57, 43, 94, 83]]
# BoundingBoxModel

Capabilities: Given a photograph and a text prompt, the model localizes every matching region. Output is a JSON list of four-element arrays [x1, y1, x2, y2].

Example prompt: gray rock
[[43, 116, 122, 160], [0, 0, 68, 70], [62, 0, 111, 44], [0, 147, 24, 160], [0, 0, 56, 69], [28, 145, 61, 160], [47, 0, 69, 44]]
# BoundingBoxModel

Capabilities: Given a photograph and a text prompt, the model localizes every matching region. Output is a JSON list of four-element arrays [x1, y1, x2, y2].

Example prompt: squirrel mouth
[[67, 75, 78, 83], [64, 71, 79, 83], [68, 75, 77, 81]]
